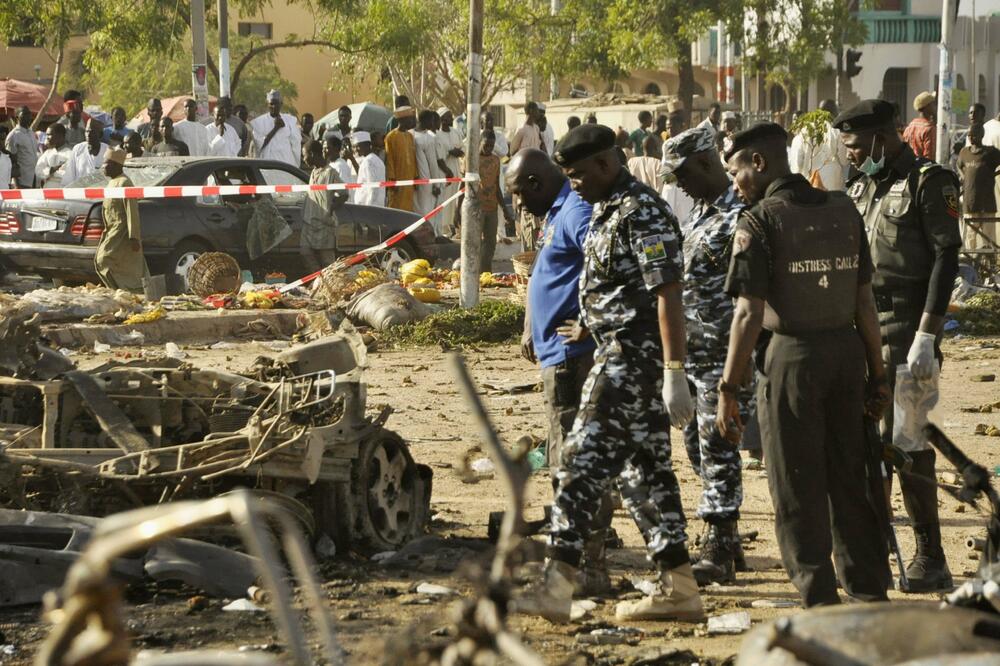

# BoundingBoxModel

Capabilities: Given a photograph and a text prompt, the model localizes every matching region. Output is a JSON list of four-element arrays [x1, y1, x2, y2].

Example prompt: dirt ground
[[2, 332, 1000, 665]]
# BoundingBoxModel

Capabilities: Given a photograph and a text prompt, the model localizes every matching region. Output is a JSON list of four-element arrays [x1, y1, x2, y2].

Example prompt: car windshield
[[66, 163, 179, 188]]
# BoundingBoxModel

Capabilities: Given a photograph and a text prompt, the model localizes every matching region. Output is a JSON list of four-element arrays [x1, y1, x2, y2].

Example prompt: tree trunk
[[32, 46, 64, 131], [675, 40, 696, 121]]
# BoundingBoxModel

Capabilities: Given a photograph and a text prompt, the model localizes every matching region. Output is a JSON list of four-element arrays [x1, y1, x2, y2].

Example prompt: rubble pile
[[952, 291, 1000, 335]]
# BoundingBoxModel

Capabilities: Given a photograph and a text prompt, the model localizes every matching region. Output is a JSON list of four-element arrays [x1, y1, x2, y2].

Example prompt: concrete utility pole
[[717, 21, 726, 104], [550, 0, 561, 99], [936, 0, 956, 164], [190, 0, 210, 118], [218, 0, 231, 99], [460, 0, 484, 308], [725, 34, 735, 105]]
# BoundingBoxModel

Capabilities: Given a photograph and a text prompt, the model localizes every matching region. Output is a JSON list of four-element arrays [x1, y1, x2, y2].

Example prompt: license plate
[[28, 216, 58, 232]]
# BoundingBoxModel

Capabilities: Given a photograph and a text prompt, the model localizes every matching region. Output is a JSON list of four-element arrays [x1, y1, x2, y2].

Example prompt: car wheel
[[378, 240, 417, 279], [166, 239, 212, 295]]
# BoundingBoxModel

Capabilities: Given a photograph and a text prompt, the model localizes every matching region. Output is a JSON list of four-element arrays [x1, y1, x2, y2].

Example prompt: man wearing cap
[[835, 99, 961, 593], [436, 109, 464, 235], [661, 126, 752, 586], [385, 106, 418, 212], [137, 98, 163, 145], [250, 90, 301, 167], [58, 97, 86, 148], [904, 92, 937, 161], [95, 148, 148, 293], [716, 121, 891, 607], [524, 124, 701, 623], [352, 132, 386, 208], [63, 119, 109, 186]]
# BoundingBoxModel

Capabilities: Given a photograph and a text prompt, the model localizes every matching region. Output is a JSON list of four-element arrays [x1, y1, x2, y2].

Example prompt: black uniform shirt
[[845, 144, 962, 296], [725, 174, 873, 300]]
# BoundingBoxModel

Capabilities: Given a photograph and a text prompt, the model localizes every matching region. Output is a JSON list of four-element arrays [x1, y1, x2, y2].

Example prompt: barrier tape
[[0, 174, 479, 202], [278, 188, 466, 294]]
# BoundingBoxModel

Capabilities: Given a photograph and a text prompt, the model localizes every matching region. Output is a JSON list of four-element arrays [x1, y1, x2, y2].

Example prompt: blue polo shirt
[[528, 181, 597, 368]]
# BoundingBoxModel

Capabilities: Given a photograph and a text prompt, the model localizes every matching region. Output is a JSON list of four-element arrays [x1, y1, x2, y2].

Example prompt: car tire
[[378, 239, 418, 279], [166, 239, 212, 295]]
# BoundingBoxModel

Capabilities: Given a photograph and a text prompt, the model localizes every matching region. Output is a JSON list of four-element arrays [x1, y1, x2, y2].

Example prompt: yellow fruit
[[409, 287, 441, 303], [479, 272, 495, 287]]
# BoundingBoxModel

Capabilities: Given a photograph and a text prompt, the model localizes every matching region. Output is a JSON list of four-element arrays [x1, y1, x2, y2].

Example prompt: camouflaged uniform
[[548, 170, 691, 569], [679, 184, 751, 523]]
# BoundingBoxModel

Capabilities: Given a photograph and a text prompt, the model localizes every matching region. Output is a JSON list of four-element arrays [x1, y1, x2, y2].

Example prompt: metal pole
[[936, 0, 956, 164], [717, 21, 725, 103], [218, 0, 231, 99], [970, 0, 976, 103], [725, 35, 735, 106], [190, 0, 210, 119], [550, 0, 561, 99], [460, 0, 484, 308]]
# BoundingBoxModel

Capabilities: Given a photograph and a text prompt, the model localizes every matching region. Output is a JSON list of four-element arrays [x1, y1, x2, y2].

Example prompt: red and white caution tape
[[0, 175, 479, 202], [277, 187, 465, 294]]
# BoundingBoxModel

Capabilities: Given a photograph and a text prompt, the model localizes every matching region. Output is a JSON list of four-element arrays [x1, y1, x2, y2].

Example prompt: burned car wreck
[[0, 311, 431, 567]]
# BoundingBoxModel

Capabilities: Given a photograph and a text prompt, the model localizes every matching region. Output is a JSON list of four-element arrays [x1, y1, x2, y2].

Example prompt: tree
[[0, 0, 104, 128], [84, 0, 362, 103], [83, 33, 298, 115]]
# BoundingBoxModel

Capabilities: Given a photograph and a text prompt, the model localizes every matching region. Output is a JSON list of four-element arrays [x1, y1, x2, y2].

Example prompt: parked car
[[0, 156, 437, 293]]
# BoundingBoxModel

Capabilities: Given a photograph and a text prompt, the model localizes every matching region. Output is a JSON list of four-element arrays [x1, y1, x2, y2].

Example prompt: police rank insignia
[[640, 235, 667, 263]]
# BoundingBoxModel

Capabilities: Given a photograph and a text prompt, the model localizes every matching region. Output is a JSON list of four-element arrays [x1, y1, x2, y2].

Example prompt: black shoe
[[692, 520, 737, 586], [900, 523, 953, 593]]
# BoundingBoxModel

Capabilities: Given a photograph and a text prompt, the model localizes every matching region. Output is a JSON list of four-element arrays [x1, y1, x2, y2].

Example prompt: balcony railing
[[860, 15, 941, 43]]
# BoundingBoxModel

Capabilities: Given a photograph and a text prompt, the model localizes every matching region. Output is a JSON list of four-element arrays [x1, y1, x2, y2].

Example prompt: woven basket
[[512, 250, 536, 301], [187, 252, 242, 297]]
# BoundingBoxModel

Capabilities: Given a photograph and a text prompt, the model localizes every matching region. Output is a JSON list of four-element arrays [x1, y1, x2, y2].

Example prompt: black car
[[0, 157, 437, 293]]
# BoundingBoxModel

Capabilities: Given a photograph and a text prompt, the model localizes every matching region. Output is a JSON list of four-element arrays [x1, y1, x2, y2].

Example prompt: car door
[[192, 166, 259, 266]]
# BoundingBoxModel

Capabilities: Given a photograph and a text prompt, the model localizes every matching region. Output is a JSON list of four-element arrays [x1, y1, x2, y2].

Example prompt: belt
[[875, 293, 893, 313], [875, 290, 926, 314]]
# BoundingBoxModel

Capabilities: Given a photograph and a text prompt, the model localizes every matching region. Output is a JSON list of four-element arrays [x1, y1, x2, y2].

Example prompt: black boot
[[899, 449, 953, 593], [692, 520, 737, 586], [734, 537, 748, 572]]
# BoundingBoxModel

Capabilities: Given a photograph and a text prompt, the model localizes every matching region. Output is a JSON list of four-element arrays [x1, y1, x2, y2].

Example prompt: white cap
[[353, 131, 371, 143]]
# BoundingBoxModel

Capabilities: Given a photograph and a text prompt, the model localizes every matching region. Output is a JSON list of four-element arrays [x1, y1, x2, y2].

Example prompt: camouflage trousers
[[682, 364, 750, 522], [548, 337, 690, 569]]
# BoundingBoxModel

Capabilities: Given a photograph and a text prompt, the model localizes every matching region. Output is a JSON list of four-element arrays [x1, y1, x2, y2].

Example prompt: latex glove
[[662, 368, 695, 427], [907, 331, 939, 381]]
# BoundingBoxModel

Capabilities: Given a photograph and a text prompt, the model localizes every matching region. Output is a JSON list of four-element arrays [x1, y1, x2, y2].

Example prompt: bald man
[[506, 149, 611, 594]]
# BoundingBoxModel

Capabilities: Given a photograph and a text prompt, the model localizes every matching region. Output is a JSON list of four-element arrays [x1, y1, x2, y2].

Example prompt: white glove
[[662, 368, 695, 427], [907, 331, 939, 381]]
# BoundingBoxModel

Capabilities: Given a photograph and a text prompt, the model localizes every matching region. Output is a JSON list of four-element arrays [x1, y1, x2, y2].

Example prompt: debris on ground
[[706, 611, 752, 635], [974, 423, 1000, 436], [379, 299, 525, 347], [0, 285, 143, 322], [348, 283, 432, 330]]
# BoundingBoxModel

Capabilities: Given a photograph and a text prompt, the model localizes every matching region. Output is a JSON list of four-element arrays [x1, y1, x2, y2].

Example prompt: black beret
[[723, 122, 788, 161], [554, 124, 616, 166], [832, 99, 895, 133]]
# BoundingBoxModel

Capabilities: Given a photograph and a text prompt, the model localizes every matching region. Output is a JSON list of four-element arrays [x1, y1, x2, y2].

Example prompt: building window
[[487, 104, 506, 129], [882, 68, 908, 119], [237, 22, 272, 39]]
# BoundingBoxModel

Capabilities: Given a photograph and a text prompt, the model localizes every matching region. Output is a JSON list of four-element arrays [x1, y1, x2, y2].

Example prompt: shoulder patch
[[733, 228, 753, 255], [847, 180, 866, 198], [942, 183, 960, 218], [639, 235, 668, 263]]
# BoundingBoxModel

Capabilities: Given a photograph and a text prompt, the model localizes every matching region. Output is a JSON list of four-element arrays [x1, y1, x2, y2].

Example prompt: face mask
[[859, 135, 885, 176]]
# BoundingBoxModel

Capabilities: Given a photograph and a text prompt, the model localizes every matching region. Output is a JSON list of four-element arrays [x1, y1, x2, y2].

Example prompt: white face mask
[[859, 135, 885, 176]]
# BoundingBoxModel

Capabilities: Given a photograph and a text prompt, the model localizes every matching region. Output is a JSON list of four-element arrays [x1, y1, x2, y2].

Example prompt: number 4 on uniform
[[818, 274, 829, 288]]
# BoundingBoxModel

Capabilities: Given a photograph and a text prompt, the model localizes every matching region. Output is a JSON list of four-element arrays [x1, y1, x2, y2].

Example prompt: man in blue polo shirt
[[507, 148, 612, 594]]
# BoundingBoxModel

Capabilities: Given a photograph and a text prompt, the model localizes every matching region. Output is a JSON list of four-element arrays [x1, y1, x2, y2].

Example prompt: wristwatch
[[665, 360, 684, 371], [718, 379, 739, 395]]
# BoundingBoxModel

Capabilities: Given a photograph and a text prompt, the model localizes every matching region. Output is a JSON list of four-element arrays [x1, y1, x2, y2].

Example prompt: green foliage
[[380, 300, 525, 347], [83, 33, 297, 115], [790, 109, 833, 145]]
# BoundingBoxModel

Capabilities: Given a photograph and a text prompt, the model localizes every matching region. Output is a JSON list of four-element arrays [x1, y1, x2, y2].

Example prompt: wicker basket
[[187, 252, 242, 297], [512, 250, 536, 301]]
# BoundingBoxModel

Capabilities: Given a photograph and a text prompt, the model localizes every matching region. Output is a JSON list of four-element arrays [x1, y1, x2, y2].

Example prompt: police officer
[[525, 124, 702, 623], [834, 100, 961, 593], [660, 126, 752, 585], [507, 149, 614, 595], [716, 122, 891, 607]]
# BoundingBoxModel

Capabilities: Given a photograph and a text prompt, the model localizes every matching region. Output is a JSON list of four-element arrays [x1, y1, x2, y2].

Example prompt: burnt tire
[[332, 431, 431, 555]]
